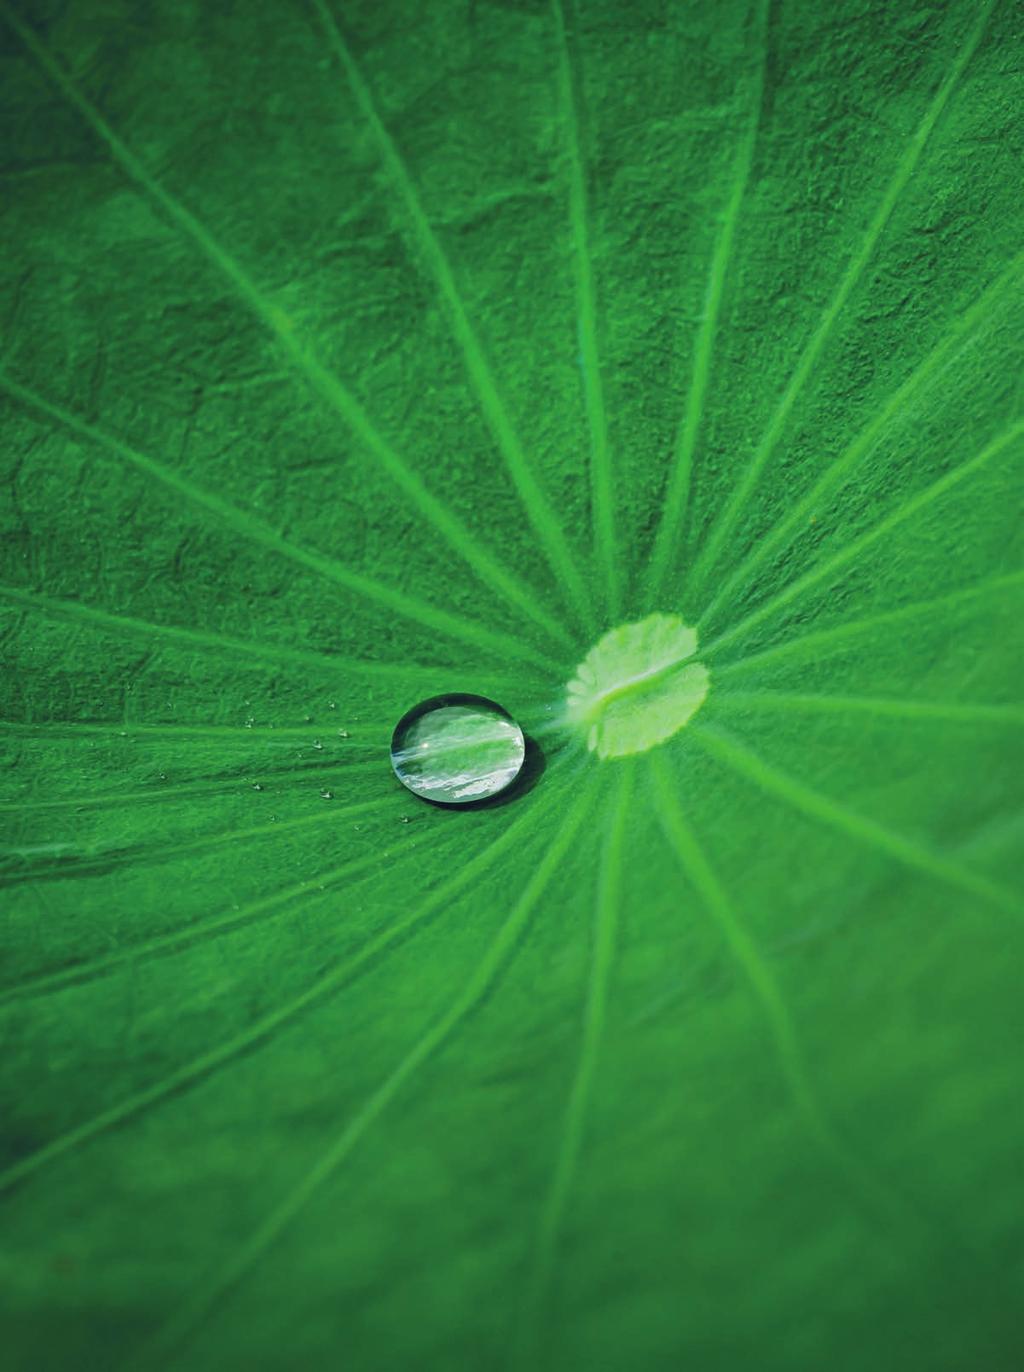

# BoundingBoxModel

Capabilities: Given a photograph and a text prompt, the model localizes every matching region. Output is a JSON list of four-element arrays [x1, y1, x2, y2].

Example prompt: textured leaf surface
[[1, 1, 1022, 1369]]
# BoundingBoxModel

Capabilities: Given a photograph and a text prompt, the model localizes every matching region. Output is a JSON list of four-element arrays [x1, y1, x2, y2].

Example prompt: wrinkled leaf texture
[[1, 0, 1022, 1369]]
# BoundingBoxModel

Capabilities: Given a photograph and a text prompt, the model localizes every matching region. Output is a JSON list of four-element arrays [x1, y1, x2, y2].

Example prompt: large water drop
[[390, 694, 526, 805]]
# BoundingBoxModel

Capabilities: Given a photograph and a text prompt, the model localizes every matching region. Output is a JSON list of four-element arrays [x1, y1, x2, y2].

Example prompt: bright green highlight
[[567, 613, 710, 758]]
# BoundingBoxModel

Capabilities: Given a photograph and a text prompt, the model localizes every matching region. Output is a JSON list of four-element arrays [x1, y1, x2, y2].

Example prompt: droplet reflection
[[390, 694, 526, 805]]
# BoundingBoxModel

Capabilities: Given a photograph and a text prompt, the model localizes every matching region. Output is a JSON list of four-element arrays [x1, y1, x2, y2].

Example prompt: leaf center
[[566, 613, 711, 759]]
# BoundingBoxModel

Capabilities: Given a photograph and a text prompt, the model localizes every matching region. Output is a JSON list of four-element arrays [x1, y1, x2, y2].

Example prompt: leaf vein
[[0, 4, 572, 652], [688, 0, 999, 600], [313, 0, 592, 635]]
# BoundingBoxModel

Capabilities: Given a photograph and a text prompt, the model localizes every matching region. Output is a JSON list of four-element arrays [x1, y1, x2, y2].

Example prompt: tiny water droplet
[[327, 701, 337, 710], [303, 715, 313, 723], [252, 782, 264, 792], [390, 694, 526, 805], [338, 729, 350, 739], [312, 739, 324, 751], [399, 816, 411, 824], [244, 717, 255, 729], [158, 772, 167, 781], [320, 788, 334, 800]]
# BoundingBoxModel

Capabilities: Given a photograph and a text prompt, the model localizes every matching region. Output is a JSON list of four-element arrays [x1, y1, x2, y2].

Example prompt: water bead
[[390, 694, 526, 805]]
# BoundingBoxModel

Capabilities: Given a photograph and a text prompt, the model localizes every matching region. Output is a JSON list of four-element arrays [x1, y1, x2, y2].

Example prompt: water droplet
[[390, 694, 526, 805], [327, 701, 338, 711], [399, 816, 411, 824], [320, 788, 334, 800], [252, 782, 264, 792], [338, 729, 350, 739], [311, 739, 324, 751], [244, 716, 255, 729]]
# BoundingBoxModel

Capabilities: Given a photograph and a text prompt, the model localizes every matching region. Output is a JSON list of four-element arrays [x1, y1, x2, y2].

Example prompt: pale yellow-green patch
[[566, 613, 710, 759]]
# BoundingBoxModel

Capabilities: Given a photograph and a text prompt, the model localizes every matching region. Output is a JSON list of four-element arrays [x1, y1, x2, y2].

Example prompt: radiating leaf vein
[[0, 4, 573, 653], [716, 691, 1024, 725], [312, 0, 593, 634], [690, 723, 1019, 914], [650, 750, 907, 1222], [0, 767, 585, 1200], [0, 795, 396, 892], [0, 582, 530, 690], [132, 771, 597, 1369], [714, 572, 1024, 679], [644, 0, 768, 604], [550, 0, 616, 619], [0, 379, 562, 675], [700, 255, 1024, 633], [688, 0, 998, 601], [516, 761, 630, 1364], [0, 816, 440, 1006], [703, 417, 1024, 659]]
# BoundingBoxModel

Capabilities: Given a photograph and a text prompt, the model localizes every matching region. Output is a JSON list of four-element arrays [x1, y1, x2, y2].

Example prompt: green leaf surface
[[1, 0, 1022, 1369]]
